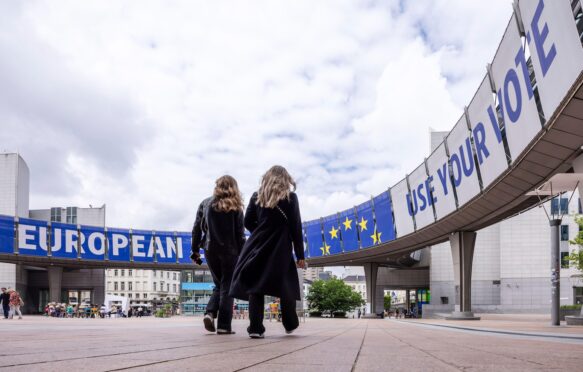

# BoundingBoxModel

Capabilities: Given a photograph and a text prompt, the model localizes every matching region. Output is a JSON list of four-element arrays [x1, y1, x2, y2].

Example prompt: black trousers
[[2, 305, 8, 319], [205, 251, 237, 331], [248, 294, 298, 334]]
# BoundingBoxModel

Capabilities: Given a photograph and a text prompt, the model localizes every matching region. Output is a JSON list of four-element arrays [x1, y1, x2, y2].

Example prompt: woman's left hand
[[296, 259, 306, 269]]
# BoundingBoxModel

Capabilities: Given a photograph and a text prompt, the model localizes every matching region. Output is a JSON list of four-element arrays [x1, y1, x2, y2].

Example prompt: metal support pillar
[[405, 289, 411, 314], [550, 219, 561, 326], [447, 231, 480, 320], [48, 266, 63, 303], [363, 262, 379, 317]]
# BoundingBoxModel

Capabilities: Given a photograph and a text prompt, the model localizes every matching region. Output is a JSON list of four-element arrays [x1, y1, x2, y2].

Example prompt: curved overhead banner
[[446, 114, 482, 206], [305, 220, 325, 257], [51, 222, 80, 259], [322, 214, 343, 255], [426, 143, 457, 220], [0, 216, 14, 254], [107, 227, 131, 262], [131, 229, 155, 263], [372, 192, 395, 244], [407, 163, 435, 230], [80, 225, 106, 261], [17, 218, 48, 257], [491, 15, 541, 162], [338, 208, 359, 252], [391, 178, 415, 237], [355, 200, 376, 248], [177, 232, 194, 264], [467, 76, 509, 189], [155, 231, 178, 264], [519, 0, 583, 119]]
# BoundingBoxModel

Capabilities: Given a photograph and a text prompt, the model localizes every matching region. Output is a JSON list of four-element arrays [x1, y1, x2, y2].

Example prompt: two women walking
[[191, 166, 305, 338]]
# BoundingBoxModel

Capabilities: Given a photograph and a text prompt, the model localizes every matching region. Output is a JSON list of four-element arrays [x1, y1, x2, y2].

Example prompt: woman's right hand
[[296, 259, 306, 269]]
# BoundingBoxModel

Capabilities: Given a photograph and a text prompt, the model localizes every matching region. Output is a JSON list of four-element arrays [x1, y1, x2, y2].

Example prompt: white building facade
[[105, 268, 181, 305]]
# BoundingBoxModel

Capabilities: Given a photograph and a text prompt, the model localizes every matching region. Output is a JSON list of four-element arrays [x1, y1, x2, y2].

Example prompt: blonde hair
[[256, 165, 296, 208], [212, 175, 244, 212]]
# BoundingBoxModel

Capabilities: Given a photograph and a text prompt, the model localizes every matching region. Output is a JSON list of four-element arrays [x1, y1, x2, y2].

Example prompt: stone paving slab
[[0, 315, 581, 371]]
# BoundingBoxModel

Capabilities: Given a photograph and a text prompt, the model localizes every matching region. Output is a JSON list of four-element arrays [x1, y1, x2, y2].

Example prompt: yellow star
[[342, 217, 353, 230], [371, 229, 382, 245], [329, 226, 339, 239], [320, 243, 331, 255], [358, 217, 368, 231]]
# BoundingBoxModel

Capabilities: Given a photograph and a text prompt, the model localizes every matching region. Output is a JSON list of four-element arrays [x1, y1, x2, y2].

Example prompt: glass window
[[173, 273, 177, 280], [114, 282, 118, 291], [153, 282, 157, 291], [66, 207, 78, 224], [561, 252, 570, 269], [551, 199, 559, 215], [579, 198, 582, 214], [129, 270, 133, 277], [50, 208, 62, 222], [121, 282, 125, 291], [560, 198, 568, 214], [128, 293, 132, 298], [167, 283, 170, 292], [114, 269, 118, 276], [136, 293, 140, 299], [121, 269, 125, 277], [153, 271, 156, 277], [167, 272, 170, 279], [173, 284, 177, 293], [129, 282, 133, 291], [143, 293, 147, 299], [561, 225, 570, 241]]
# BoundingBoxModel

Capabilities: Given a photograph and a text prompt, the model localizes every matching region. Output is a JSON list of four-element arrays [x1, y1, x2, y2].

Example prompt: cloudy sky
[[0, 0, 513, 231]]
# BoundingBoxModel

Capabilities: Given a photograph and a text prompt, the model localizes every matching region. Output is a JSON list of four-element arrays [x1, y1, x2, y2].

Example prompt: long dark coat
[[229, 191, 305, 301]]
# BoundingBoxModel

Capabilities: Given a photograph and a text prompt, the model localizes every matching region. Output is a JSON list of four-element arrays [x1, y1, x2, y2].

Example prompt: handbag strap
[[275, 205, 288, 221]]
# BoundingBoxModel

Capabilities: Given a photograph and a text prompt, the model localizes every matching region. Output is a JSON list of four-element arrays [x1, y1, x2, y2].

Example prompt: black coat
[[0, 292, 9, 308], [230, 192, 304, 301], [191, 197, 245, 256]]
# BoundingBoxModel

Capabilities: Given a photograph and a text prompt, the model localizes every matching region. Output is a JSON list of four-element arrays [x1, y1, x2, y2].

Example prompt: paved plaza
[[0, 315, 582, 371]]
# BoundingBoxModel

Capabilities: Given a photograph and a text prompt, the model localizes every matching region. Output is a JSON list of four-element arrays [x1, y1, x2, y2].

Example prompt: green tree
[[568, 216, 583, 272], [568, 216, 583, 316], [306, 278, 365, 316], [384, 294, 392, 311]]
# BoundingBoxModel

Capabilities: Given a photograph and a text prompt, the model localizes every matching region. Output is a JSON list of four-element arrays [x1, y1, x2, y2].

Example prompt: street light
[[527, 173, 583, 326]]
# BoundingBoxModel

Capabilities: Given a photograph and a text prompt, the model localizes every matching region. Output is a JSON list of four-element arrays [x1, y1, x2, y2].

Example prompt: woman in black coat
[[230, 165, 305, 338]]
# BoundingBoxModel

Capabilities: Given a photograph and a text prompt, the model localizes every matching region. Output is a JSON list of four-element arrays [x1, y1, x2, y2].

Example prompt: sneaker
[[217, 329, 236, 335], [203, 314, 216, 333], [249, 333, 264, 339]]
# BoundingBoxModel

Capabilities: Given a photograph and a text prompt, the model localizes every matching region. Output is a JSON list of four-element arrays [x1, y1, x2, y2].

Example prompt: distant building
[[343, 274, 367, 303], [304, 267, 323, 282], [105, 268, 181, 306]]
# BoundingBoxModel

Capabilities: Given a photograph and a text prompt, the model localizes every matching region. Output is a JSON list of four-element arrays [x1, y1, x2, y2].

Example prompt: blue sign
[[322, 214, 342, 255], [80, 225, 106, 261], [107, 227, 131, 262], [131, 229, 154, 263], [155, 231, 178, 264], [177, 232, 194, 264], [0, 215, 14, 254], [355, 200, 376, 248], [305, 220, 325, 257], [17, 218, 49, 257], [372, 192, 396, 244], [50, 222, 81, 259], [338, 208, 359, 252]]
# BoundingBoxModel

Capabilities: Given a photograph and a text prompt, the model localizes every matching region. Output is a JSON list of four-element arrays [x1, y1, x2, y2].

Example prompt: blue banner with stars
[[338, 208, 359, 252], [305, 219, 325, 258], [372, 192, 396, 243], [322, 214, 342, 255], [355, 200, 376, 248]]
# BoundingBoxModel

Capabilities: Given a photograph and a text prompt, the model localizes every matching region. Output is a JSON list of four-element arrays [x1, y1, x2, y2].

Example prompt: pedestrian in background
[[0, 288, 9, 319], [230, 165, 305, 339], [191, 175, 246, 335], [8, 289, 23, 319]]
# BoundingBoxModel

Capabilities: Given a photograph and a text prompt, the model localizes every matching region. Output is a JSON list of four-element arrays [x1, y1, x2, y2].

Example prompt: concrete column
[[405, 289, 411, 313], [48, 266, 63, 303], [447, 231, 480, 320], [363, 263, 379, 317]]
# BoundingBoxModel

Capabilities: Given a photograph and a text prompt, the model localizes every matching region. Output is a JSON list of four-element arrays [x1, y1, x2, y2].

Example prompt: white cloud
[[0, 0, 513, 230]]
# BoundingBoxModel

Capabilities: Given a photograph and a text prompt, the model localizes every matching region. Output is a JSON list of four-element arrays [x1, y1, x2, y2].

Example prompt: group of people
[[0, 287, 23, 320], [191, 165, 305, 339], [43, 303, 147, 318]]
